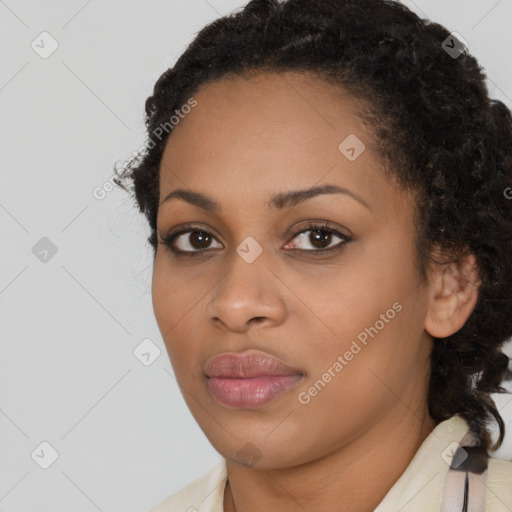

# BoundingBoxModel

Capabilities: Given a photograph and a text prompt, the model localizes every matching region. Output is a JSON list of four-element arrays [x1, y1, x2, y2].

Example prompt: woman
[[115, 0, 512, 510]]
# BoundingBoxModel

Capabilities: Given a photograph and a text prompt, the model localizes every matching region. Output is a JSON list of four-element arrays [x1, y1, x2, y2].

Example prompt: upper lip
[[204, 349, 305, 378]]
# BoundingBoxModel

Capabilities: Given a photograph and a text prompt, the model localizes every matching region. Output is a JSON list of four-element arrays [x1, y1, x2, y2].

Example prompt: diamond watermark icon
[[31, 31, 59, 59], [339, 134, 366, 161], [236, 442, 262, 467], [32, 237, 58, 263], [133, 338, 161, 366], [441, 31, 468, 59], [236, 236, 263, 264], [31, 441, 59, 469], [441, 441, 468, 469]]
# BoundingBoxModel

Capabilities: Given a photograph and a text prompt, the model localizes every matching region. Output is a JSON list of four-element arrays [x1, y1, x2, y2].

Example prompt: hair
[[114, 0, 512, 452]]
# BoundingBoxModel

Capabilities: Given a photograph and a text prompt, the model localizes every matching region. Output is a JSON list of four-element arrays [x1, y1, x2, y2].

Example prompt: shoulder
[[147, 459, 228, 512], [486, 456, 512, 510]]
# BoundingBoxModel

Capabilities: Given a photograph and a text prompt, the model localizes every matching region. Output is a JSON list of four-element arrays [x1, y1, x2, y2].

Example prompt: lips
[[204, 350, 305, 408], [204, 350, 304, 378]]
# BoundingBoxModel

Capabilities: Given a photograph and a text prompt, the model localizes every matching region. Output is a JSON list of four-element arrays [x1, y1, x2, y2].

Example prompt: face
[[152, 71, 433, 469]]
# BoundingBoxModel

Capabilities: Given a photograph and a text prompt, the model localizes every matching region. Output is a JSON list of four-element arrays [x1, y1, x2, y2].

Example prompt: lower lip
[[207, 375, 303, 409]]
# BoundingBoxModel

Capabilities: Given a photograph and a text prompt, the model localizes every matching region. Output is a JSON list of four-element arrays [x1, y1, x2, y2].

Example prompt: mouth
[[204, 349, 305, 409]]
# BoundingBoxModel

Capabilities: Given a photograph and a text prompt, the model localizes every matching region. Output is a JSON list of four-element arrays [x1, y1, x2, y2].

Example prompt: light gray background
[[1, 1, 512, 511]]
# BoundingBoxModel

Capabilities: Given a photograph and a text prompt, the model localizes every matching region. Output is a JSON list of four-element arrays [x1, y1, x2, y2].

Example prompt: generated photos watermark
[[298, 301, 403, 405], [93, 96, 198, 200]]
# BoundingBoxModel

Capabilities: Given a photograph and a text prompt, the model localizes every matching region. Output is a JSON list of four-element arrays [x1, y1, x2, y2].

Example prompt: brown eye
[[161, 229, 223, 254], [160, 223, 351, 258], [287, 225, 350, 252], [188, 231, 213, 250], [308, 229, 333, 249]]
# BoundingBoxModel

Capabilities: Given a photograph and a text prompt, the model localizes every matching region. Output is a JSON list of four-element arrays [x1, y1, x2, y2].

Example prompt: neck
[[223, 408, 438, 512]]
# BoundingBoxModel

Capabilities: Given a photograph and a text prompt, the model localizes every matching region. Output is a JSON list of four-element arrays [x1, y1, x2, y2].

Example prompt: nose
[[204, 251, 287, 333]]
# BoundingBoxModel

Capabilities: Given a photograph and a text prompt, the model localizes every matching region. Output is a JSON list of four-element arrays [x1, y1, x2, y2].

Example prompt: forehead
[[158, 71, 405, 217], [162, 70, 372, 160]]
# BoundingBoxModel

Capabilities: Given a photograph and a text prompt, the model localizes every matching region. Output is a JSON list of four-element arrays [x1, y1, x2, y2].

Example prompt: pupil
[[310, 229, 331, 248], [191, 231, 210, 249]]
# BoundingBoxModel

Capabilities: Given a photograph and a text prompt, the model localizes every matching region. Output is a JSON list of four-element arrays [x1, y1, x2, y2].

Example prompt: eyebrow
[[160, 184, 371, 212]]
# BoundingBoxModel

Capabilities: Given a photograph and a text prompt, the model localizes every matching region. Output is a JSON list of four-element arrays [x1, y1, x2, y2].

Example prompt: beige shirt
[[148, 415, 512, 511]]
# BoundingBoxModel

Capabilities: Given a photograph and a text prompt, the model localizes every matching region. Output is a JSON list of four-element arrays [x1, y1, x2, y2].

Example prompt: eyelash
[[159, 222, 352, 258]]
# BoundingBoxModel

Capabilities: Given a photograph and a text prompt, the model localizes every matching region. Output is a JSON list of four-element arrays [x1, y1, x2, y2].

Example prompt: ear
[[424, 247, 481, 338]]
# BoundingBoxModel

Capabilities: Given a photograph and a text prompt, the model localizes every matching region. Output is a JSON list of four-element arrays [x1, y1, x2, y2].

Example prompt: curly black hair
[[114, 0, 512, 452]]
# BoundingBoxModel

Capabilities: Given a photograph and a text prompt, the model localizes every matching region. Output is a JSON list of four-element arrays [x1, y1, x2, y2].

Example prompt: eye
[[284, 223, 351, 254], [160, 227, 222, 256], [159, 222, 351, 258]]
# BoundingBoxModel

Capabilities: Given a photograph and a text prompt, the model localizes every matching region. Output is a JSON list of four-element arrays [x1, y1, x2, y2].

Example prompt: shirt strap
[[440, 429, 489, 512]]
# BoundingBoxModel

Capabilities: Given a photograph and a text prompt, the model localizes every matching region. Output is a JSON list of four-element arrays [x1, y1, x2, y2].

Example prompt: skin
[[151, 71, 480, 512]]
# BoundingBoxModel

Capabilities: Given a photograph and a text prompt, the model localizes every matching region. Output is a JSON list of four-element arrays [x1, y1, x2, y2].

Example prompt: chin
[[204, 426, 316, 470]]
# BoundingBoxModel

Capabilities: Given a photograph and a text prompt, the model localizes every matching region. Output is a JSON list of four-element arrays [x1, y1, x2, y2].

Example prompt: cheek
[[292, 299, 427, 442], [151, 256, 190, 359], [295, 239, 424, 386], [151, 257, 174, 336], [151, 254, 212, 384], [151, 252, 201, 329]]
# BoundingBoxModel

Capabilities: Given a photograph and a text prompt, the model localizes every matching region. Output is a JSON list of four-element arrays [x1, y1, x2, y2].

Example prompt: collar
[[149, 415, 471, 512]]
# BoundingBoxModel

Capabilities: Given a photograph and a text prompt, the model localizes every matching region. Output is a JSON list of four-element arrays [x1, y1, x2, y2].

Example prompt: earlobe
[[424, 251, 480, 339]]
